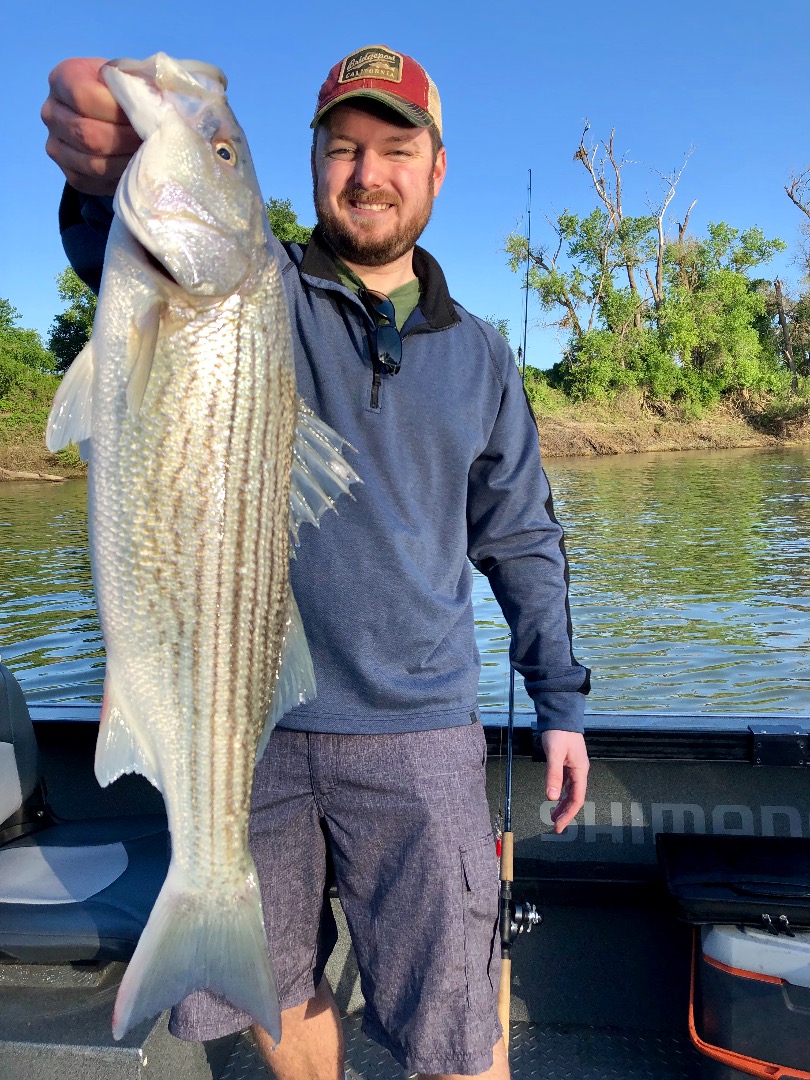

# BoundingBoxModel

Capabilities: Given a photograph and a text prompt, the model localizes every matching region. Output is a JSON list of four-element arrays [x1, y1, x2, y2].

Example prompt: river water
[[1, 446, 808, 717]]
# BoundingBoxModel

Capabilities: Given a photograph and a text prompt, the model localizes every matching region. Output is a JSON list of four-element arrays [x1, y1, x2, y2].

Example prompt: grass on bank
[[0, 354, 83, 474], [523, 363, 810, 423]]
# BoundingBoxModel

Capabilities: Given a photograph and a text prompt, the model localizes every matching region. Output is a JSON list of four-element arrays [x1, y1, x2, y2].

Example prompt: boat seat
[[0, 662, 169, 964]]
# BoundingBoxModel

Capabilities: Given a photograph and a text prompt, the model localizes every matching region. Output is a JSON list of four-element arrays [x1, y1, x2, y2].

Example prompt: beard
[[315, 181, 435, 267]]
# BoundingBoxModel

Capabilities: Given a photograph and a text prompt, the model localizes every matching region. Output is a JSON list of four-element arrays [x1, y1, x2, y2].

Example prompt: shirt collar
[[299, 226, 460, 331]]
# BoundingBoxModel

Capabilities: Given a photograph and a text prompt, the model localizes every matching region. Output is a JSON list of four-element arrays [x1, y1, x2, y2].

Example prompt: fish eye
[[214, 140, 237, 166]]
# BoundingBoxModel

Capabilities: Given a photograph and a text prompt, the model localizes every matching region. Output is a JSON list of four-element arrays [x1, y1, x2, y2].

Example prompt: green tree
[[507, 126, 789, 404], [0, 300, 63, 458], [483, 316, 510, 342], [657, 224, 787, 403], [265, 198, 313, 244], [0, 300, 56, 374], [47, 268, 97, 374]]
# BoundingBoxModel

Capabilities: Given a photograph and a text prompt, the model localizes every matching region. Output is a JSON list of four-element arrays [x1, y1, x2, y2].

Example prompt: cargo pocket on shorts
[[460, 835, 499, 1015]]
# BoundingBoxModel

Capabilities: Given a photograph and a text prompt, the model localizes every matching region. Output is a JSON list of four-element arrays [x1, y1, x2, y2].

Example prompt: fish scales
[[46, 53, 360, 1043], [93, 274, 295, 879]]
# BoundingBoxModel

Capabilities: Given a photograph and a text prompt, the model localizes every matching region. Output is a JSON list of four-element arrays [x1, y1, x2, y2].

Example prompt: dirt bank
[[536, 400, 810, 458], [2, 401, 809, 480], [0, 431, 85, 481]]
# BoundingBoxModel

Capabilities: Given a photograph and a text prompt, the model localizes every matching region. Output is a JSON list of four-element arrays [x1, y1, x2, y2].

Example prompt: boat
[[1, 661, 809, 1080]]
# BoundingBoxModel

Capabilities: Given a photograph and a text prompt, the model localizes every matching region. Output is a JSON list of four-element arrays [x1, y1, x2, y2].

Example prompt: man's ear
[[432, 145, 447, 198]]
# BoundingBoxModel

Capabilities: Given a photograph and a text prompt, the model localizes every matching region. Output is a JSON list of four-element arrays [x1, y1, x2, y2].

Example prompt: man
[[42, 44, 591, 1080]]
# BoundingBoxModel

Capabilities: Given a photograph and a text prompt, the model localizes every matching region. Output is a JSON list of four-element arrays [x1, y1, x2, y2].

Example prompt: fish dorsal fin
[[95, 673, 162, 792], [255, 587, 316, 764], [46, 339, 95, 454], [289, 400, 361, 546], [125, 302, 162, 415]]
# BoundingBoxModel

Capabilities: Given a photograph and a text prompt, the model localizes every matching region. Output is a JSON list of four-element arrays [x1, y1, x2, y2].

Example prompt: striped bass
[[46, 53, 359, 1042]]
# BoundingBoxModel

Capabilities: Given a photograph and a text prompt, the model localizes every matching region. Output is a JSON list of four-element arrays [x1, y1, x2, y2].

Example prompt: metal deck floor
[[220, 1017, 702, 1080]]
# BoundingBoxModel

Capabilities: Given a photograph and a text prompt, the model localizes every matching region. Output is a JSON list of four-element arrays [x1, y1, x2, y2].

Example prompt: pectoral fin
[[46, 339, 95, 454], [125, 302, 162, 414]]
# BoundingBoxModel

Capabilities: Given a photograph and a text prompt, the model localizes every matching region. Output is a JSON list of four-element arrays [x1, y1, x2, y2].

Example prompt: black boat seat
[[0, 663, 169, 964]]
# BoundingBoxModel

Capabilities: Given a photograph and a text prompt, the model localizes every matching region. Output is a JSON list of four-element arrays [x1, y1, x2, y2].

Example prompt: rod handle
[[499, 830, 514, 883], [498, 956, 511, 1051]]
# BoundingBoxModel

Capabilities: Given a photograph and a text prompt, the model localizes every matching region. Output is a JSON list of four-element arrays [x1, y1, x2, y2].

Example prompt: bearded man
[[42, 43, 591, 1080]]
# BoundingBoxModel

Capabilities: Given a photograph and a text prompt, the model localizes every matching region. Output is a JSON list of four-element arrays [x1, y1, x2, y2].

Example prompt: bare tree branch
[[648, 152, 694, 306], [678, 199, 697, 244], [786, 170, 810, 220], [573, 125, 647, 323]]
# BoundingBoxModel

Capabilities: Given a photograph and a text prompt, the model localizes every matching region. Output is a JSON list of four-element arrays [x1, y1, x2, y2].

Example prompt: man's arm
[[467, 331, 591, 832]]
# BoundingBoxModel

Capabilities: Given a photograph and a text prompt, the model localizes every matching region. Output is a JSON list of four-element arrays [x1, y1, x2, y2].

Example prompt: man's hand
[[41, 58, 141, 196], [541, 729, 589, 834]]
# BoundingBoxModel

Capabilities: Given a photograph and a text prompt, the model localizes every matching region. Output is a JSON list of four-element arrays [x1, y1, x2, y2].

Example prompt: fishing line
[[498, 168, 532, 840], [520, 168, 532, 383], [498, 170, 535, 1055], [506, 167, 532, 835]]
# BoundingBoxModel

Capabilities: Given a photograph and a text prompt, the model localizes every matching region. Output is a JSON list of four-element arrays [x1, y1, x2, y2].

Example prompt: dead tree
[[785, 170, 810, 219], [647, 163, 695, 307], [574, 123, 645, 328]]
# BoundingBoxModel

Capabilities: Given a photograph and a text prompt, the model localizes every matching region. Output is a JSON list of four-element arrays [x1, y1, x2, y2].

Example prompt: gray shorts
[[169, 722, 502, 1075]]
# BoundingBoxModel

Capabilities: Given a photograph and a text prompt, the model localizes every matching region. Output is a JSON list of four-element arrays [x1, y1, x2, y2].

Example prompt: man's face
[[312, 103, 447, 268]]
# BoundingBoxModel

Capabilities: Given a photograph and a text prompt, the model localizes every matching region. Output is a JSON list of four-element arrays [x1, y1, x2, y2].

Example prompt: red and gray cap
[[312, 44, 442, 137]]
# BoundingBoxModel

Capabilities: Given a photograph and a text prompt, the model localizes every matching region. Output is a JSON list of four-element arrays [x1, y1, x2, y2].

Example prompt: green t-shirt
[[334, 258, 421, 331]]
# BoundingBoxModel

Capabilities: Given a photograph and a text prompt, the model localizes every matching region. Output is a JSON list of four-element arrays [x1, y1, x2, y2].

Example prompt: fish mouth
[[103, 54, 228, 140], [143, 246, 180, 285], [125, 226, 182, 287]]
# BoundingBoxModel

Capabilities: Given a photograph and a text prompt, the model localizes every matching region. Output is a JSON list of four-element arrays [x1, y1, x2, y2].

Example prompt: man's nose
[[352, 149, 383, 189]]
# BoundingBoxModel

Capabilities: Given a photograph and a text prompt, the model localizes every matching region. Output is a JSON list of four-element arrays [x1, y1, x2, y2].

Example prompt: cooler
[[690, 924, 810, 1079]]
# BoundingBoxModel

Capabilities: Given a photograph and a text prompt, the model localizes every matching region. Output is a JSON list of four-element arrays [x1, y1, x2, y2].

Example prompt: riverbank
[[3, 398, 809, 479], [535, 396, 810, 457], [0, 426, 85, 480]]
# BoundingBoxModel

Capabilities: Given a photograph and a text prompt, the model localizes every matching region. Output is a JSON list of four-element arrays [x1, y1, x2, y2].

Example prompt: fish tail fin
[[112, 864, 280, 1042]]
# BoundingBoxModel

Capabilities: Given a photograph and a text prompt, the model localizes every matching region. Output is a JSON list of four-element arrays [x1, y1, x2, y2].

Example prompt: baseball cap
[[311, 44, 442, 137]]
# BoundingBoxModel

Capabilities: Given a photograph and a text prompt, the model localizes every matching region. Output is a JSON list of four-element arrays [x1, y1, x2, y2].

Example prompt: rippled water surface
[[0, 480, 103, 703], [1, 446, 809, 716], [478, 447, 810, 713]]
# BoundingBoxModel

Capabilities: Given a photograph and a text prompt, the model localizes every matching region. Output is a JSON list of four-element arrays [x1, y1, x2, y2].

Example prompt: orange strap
[[689, 929, 810, 1080], [704, 953, 785, 986]]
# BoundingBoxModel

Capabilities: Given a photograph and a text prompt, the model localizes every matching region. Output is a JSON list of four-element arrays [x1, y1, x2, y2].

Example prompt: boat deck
[[221, 1017, 701, 1080]]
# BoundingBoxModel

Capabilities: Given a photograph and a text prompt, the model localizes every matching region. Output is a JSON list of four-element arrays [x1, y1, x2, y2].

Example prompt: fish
[[46, 52, 359, 1042]]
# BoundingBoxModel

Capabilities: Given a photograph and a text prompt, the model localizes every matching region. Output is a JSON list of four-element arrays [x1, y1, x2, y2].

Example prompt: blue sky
[[4, 0, 809, 369]]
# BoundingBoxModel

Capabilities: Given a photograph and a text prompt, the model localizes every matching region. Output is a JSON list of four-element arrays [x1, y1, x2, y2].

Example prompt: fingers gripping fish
[[46, 53, 360, 1042]]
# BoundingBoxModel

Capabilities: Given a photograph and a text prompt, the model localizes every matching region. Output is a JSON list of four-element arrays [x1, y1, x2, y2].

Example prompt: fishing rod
[[497, 169, 541, 1055]]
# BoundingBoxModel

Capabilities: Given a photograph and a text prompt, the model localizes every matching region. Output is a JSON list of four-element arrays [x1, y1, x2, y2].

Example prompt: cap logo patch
[[339, 46, 403, 85]]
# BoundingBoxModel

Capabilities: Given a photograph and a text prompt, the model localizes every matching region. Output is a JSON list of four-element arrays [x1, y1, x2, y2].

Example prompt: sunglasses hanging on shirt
[[359, 289, 403, 376]]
